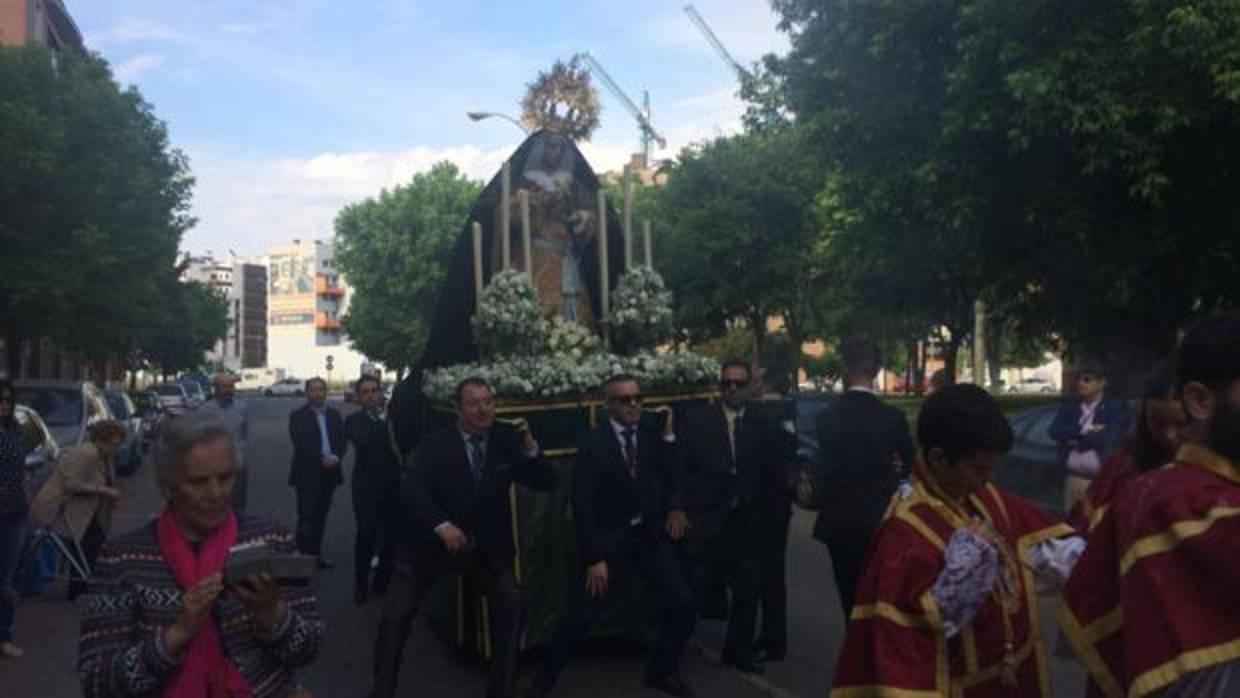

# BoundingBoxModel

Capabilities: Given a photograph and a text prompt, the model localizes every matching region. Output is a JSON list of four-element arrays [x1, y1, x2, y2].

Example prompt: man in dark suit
[[813, 338, 915, 617], [287, 376, 348, 568], [371, 377, 556, 698], [527, 375, 696, 698], [345, 374, 401, 606], [1049, 362, 1131, 511], [672, 359, 793, 674]]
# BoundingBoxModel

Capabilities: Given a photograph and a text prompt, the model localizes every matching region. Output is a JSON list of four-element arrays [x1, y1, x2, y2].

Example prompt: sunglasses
[[609, 394, 643, 406], [720, 380, 750, 389]]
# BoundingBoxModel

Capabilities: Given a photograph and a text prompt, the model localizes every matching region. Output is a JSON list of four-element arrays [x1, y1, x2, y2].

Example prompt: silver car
[[12, 380, 112, 450], [14, 404, 60, 493]]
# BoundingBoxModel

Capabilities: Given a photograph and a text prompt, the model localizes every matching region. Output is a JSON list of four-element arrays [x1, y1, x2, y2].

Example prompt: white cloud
[[181, 140, 637, 258], [113, 53, 165, 84], [91, 17, 183, 47]]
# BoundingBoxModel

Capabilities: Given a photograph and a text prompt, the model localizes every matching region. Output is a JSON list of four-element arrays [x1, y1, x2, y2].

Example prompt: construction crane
[[683, 4, 752, 82], [579, 52, 667, 165]]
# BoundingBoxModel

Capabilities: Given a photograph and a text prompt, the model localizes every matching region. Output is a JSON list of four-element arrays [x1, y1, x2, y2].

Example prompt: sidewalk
[[0, 457, 164, 697]]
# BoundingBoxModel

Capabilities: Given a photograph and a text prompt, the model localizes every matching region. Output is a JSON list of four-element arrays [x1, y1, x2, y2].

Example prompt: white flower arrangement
[[609, 267, 674, 349], [540, 316, 601, 358], [423, 350, 719, 402], [472, 269, 544, 358]]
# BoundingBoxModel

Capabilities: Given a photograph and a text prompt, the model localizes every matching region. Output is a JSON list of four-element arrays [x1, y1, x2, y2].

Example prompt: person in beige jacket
[[30, 420, 125, 599]]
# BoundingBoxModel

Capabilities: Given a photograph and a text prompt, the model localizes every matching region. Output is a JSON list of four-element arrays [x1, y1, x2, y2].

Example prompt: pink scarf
[[156, 506, 252, 698]]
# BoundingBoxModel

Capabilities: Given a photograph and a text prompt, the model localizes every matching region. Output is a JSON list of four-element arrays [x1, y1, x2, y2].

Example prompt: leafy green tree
[[0, 45, 193, 375], [141, 279, 230, 377], [334, 162, 482, 373], [765, 0, 1240, 388], [655, 127, 825, 374]]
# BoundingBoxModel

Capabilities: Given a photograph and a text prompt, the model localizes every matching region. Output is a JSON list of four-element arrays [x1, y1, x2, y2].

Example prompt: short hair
[[153, 413, 237, 497], [720, 359, 751, 380], [604, 373, 639, 391], [87, 419, 127, 444], [305, 377, 327, 392], [454, 377, 492, 404], [355, 374, 382, 391], [1177, 311, 1240, 394], [213, 372, 238, 386], [917, 383, 1013, 464], [840, 337, 881, 378], [1077, 361, 1107, 379]]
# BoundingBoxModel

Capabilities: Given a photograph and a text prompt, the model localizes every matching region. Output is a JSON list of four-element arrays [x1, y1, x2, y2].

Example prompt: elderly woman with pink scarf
[[78, 414, 322, 697]]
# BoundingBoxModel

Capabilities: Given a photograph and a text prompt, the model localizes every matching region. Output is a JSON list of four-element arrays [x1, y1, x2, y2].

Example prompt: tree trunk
[[784, 312, 804, 384], [2, 315, 19, 379], [749, 312, 767, 370], [943, 336, 961, 385]]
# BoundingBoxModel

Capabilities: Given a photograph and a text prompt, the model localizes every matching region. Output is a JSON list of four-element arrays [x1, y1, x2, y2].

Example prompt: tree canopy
[[0, 45, 213, 377], [333, 161, 482, 373]]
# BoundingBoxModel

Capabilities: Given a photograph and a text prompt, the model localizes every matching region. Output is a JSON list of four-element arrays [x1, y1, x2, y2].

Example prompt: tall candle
[[597, 189, 609, 319], [520, 189, 532, 279], [472, 221, 484, 311], [623, 173, 633, 270], [643, 220, 652, 268], [501, 162, 511, 269]]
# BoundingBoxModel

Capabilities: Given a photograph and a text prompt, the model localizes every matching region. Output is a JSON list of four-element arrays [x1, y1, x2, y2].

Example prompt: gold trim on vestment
[[1119, 505, 1240, 576], [1129, 637, 1240, 697]]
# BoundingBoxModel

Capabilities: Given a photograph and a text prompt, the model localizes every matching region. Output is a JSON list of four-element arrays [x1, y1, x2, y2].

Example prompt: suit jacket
[[677, 404, 795, 528], [402, 423, 557, 573], [1049, 395, 1131, 469], [287, 404, 347, 489], [812, 390, 915, 546], [572, 420, 677, 566], [345, 410, 400, 492], [29, 441, 115, 540]]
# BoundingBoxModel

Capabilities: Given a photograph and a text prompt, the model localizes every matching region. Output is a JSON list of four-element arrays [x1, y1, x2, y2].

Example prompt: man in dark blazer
[[527, 375, 696, 698], [812, 338, 915, 617], [1049, 362, 1131, 511], [345, 374, 401, 606], [370, 377, 556, 698], [287, 376, 348, 567], [672, 359, 793, 674]]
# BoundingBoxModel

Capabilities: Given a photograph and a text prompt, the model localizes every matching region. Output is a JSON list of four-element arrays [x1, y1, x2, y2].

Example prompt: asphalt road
[[0, 396, 1085, 697]]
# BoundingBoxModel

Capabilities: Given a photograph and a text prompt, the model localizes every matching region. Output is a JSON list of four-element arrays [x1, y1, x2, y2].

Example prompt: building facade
[[0, 0, 83, 50], [265, 239, 370, 382], [181, 255, 268, 372]]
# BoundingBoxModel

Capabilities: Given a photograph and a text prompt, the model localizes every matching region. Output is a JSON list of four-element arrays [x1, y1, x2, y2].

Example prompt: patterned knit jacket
[[78, 516, 323, 697]]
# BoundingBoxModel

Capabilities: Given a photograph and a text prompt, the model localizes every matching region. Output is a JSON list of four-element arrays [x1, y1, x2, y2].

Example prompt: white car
[[264, 378, 305, 397], [1007, 376, 1057, 394]]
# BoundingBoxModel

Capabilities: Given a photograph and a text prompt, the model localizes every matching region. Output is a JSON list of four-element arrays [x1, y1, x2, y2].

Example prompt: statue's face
[[543, 136, 565, 168]]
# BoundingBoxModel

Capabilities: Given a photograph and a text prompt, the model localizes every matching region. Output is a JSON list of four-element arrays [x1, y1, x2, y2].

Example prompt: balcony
[[315, 312, 341, 330], [315, 275, 345, 298]]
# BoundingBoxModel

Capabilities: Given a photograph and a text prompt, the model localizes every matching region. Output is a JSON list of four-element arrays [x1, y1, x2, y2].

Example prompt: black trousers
[[536, 525, 695, 689], [681, 508, 760, 663], [824, 536, 869, 618], [67, 518, 105, 600], [372, 555, 524, 698], [294, 482, 337, 557], [756, 513, 791, 656], [352, 476, 398, 591]]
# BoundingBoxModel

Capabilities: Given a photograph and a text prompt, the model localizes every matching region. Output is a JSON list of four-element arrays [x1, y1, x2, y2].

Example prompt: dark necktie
[[622, 428, 637, 479], [468, 435, 485, 482]]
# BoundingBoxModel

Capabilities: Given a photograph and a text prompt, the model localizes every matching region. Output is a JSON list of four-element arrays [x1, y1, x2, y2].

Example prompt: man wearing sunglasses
[[672, 359, 792, 674], [527, 375, 696, 698]]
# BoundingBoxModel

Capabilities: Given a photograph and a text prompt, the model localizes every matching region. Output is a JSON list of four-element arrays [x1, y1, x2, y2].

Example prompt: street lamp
[[466, 111, 529, 134]]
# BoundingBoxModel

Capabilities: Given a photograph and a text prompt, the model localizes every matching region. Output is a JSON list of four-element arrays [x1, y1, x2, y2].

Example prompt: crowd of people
[[0, 311, 1235, 697]]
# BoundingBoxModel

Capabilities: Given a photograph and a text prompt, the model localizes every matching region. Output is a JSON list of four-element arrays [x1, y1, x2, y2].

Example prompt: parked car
[[12, 380, 111, 450], [14, 404, 60, 492], [179, 372, 213, 401], [104, 388, 145, 475], [264, 377, 305, 397], [128, 389, 166, 447], [996, 404, 1065, 513], [153, 382, 194, 417], [790, 393, 835, 510], [1007, 376, 1057, 394], [179, 378, 207, 408]]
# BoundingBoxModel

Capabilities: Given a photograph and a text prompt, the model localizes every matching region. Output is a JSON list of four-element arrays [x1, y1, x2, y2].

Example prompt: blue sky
[[70, 1, 788, 257]]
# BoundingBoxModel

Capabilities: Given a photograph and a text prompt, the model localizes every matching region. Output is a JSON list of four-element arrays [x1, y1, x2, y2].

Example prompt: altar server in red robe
[[830, 383, 1083, 698], [1060, 312, 1240, 697]]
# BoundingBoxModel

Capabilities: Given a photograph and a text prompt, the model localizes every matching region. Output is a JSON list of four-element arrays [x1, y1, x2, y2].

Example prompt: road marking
[[690, 638, 806, 698]]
